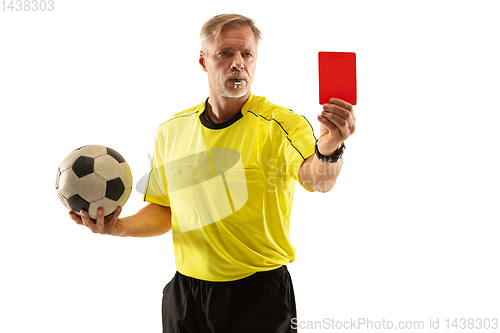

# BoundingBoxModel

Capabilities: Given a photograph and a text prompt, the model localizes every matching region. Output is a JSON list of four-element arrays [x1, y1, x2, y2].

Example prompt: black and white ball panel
[[56, 145, 133, 219]]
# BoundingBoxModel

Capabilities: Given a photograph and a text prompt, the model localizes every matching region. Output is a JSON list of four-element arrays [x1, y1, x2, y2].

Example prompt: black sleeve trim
[[248, 110, 309, 160]]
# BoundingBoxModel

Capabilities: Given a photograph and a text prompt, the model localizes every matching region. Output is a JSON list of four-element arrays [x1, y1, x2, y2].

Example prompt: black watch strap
[[315, 140, 345, 163]]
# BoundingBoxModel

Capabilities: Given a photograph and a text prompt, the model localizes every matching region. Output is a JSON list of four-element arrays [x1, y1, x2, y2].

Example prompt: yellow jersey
[[144, 93, 316, 281]]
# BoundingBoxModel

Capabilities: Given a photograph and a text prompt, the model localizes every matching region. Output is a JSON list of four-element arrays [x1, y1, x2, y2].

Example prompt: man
[[70, 14, 356, 333]]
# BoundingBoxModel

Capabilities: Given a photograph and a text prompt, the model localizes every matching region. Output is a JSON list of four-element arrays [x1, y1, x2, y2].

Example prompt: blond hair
[[200, 14, 262, 53]]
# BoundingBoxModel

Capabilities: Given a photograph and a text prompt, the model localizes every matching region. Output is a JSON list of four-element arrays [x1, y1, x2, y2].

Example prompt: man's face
[[200, 25, 257, 99]]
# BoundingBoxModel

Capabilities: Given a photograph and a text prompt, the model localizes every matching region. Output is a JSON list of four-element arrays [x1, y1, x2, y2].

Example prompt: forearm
[[299, 154, 343, 193], [117, 203, 172, 237]]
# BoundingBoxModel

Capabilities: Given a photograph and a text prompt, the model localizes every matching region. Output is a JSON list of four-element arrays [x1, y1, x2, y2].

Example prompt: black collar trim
[[199, 99, 243, 130]]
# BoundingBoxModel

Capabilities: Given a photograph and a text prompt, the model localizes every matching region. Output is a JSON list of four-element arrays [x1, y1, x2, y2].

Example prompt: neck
[[206, 92, 250, 123]]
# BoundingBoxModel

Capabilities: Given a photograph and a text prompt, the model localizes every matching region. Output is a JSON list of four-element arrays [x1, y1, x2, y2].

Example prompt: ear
[[199, 51, 208, 73]]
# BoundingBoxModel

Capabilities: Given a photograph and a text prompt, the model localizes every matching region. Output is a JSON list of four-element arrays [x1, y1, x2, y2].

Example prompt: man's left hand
[[317, 98, 356, 156]]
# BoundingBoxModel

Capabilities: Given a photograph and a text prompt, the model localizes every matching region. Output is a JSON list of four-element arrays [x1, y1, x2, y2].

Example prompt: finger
[[111, 206, 122, 221], [317, 114, 341, 137], [318, 112, 354, 140], [69, 211, 83, 225], [103, 206, 121, 224], [322, 103, 353, 121], [320, 110, 349, 131], [321, 105, 356, 136], [328, 98, 353, 111], [81, 210, 98, 232], [95, 208, 105, 230], [104, 206, 122, 234]]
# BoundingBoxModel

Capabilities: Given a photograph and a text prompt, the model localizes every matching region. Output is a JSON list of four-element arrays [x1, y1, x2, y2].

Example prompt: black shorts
[[162, 266, 297, 333]]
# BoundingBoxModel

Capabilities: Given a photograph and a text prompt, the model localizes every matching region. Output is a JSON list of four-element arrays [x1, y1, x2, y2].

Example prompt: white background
[[1, 0, 499, 332]]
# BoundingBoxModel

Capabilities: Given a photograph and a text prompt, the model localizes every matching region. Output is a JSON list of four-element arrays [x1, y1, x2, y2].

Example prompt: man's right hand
[[69, 207, 124, 236]]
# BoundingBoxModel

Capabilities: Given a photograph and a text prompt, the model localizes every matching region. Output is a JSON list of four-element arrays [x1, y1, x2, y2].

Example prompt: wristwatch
[[315, 140, 345, 163]]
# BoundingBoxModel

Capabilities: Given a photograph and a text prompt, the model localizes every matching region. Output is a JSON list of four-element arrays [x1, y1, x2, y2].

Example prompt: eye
[[218, 51, 228, 57]]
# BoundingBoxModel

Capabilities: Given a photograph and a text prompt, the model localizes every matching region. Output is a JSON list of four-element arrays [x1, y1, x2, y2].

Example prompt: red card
[[318, 52, 357, 105]]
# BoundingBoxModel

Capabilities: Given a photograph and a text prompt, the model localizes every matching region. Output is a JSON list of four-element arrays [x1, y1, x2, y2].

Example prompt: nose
[[230, 52, 245, 71]]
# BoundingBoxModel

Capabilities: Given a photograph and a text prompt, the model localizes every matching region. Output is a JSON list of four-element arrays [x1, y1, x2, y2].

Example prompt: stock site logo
[[140, 148, 249, 233]]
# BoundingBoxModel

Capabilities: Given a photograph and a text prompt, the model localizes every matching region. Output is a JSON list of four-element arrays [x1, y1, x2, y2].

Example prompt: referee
[[71, 13, 356, 333]]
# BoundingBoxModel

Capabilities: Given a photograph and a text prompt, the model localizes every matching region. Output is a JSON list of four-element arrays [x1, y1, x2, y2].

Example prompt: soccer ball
[[55, 145, 133, 220]]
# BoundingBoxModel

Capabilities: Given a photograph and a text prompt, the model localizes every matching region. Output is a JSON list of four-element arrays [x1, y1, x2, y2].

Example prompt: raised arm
[[298, 98, 356, 193]]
